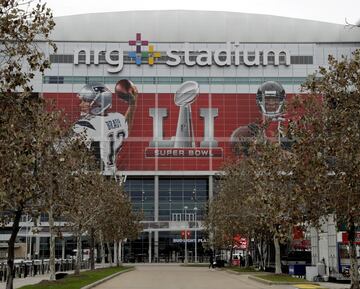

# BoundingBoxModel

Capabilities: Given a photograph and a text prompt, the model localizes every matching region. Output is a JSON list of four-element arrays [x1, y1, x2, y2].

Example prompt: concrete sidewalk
[[0, 264, 110, 289], [1, 264, 352, 289], [316, 282, 350, 289], [0, 273, 53, 289], [94, 265, 295, 289], [93, 264, 352, 289]]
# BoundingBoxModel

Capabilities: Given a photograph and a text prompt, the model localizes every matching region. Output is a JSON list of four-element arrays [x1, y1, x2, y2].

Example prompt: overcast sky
[[44, 0, 359, 25]]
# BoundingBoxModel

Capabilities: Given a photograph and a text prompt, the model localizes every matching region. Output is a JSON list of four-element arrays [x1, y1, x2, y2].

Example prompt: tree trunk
[[257, 240, 264, 270], [348, 217, 359, 289], [119, 241, 122, 266], [74, 233, 82, 276], [274, 235, 282, 274], [89, 228, 95, 270], [48, 207, 56, 280], [107, 242, 113, 267], [100, 232, 105, 265], [229, 242, 234, 266], [245, 238, 250, 267], [6, 209, 22, 289], [114, 241, 119, 267]]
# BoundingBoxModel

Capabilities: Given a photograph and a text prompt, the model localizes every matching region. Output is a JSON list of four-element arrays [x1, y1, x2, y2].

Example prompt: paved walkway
[[0, 264, 110, 289], [0, 264, 351, 289], [94, 265, 295, 289], [0, 273, 52, 289]]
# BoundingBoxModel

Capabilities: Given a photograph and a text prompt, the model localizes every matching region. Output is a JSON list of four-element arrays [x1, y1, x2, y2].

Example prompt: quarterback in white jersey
[[73, 81, 138, 175]]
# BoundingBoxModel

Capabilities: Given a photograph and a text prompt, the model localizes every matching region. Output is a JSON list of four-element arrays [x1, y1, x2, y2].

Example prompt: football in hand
[[115, 79, 138, 104]]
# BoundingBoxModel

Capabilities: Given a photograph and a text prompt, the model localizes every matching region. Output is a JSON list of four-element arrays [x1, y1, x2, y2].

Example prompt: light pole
[[169, 191, 172, 221], [184, 205, 188, 264], [194, 207, 198, 263], [141, 191, 145, 213]]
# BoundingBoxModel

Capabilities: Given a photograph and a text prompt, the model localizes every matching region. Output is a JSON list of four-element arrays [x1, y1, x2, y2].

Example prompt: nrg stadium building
[[2, 11, 359, 264]]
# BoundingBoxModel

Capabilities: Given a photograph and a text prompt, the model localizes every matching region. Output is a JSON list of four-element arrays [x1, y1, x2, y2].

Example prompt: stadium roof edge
[[50, 10, 360, 43]]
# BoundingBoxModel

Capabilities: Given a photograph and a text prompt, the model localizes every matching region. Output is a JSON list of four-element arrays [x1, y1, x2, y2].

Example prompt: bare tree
[[0, 0, 56, 94], [289, 50, 360, 288], [0, 2, 55, 288]]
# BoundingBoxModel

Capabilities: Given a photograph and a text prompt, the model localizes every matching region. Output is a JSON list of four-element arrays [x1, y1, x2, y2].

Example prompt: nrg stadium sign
[[73, 33, 291, 73]]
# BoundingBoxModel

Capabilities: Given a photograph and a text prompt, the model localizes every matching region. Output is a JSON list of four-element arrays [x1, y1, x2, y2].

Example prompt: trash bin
[[289, 264, 306, 276]]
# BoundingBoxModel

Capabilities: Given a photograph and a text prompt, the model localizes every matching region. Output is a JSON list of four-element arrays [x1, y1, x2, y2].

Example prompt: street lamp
[[184, 206, 188, 264], [194, 207, 198, 263]]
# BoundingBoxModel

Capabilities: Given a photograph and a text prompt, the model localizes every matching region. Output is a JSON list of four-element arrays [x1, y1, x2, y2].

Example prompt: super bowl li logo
[[145, 81, 223, 158]]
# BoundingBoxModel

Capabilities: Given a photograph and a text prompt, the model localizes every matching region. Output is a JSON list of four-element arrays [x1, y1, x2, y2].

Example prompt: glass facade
[[158, 231, 207, 263], [121, 177, 210, 262], [124, 178, 155, 221], [159, 178, 208, 221]]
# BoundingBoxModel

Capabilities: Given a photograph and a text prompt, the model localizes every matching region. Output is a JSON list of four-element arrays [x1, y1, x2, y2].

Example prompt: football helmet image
[[77, 82, 112, 115], [256, 81, 286, 117]]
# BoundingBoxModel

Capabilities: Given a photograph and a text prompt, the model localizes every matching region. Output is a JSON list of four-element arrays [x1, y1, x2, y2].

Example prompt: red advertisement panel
[[44, 81, 289, 172], [342, 232, 360, 245]]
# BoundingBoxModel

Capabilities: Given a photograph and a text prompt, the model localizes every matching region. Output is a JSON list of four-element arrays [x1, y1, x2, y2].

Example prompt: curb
[[226, 269, 241, 275], [225, 269, 267, 275], [81, 267, 135, 289], [248, 275, 320, 286]]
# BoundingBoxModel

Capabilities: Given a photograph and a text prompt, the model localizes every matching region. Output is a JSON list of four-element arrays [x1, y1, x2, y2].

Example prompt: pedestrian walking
[[209, 254, 214, 269]]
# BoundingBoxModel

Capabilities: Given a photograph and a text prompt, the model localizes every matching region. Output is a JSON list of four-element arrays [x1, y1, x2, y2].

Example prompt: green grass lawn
[[227, 266, 259, 273], [256, 274, 309, 283], [19, 266, 132, 289]]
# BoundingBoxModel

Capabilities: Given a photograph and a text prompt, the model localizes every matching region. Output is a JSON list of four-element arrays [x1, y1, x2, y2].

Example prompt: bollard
[[24, 262, 28, 278], [33, 261, 37, 276], [3, 264, 7, 282]]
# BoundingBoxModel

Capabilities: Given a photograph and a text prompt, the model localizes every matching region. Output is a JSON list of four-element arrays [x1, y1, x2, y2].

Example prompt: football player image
[[230, 81, 287, 155], [256, 81, 286, 118], [73, 80, 138, 175]]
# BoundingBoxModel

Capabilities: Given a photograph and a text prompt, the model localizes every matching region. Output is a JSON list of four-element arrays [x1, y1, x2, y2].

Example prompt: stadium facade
[[2, 11, 360, 263]]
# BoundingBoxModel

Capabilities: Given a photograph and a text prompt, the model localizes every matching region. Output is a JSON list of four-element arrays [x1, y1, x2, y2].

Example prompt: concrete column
[[208, 175, 214, 201], [35, 236, 40, 259], [209, 175, 214, 251], [154, 176, 159, 262], [148, 231, 152, 263], [154, 176, 159, 222], [154, 231, 159, 262], [61, 239, 65, 260]]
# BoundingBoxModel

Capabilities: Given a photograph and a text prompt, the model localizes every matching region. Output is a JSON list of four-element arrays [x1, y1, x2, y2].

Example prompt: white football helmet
[[77, 83, 112, 115], [256, 81, 286, 117]]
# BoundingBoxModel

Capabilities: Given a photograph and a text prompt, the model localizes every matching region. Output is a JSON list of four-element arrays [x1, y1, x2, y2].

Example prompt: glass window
[[124, 177, 155, 221], [159, 177, 208, 221]]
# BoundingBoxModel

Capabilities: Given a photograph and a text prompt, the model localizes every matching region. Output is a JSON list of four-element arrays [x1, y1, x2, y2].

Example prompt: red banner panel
[[342, 232, 360, 245], [44, 84, 290, 172]]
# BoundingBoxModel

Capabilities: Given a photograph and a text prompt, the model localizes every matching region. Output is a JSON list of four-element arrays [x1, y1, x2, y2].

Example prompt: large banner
[[44, 80, 288, 172]]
